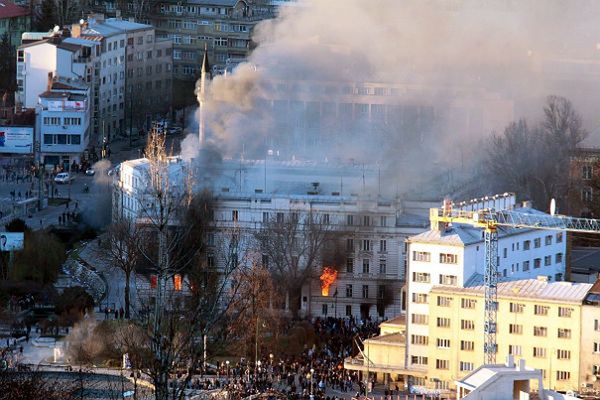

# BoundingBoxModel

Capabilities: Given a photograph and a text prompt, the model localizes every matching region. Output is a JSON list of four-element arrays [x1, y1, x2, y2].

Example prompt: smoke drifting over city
[[182, 0, 600, 196]]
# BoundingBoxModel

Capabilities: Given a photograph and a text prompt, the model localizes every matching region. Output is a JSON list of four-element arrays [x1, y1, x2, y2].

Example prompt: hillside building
[[0, 0, 30, 47]]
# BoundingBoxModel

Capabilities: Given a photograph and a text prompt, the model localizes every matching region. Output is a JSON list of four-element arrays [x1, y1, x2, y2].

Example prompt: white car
[[54, 172, 74, 184], [85, 168, 95, 176]]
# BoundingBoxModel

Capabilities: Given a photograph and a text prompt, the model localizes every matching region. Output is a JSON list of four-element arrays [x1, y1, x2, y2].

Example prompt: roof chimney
[[47, 72, 54, 91]]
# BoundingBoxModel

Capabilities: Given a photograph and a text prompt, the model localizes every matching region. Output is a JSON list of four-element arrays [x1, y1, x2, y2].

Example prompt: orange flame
[[320, 267, 338, 296]]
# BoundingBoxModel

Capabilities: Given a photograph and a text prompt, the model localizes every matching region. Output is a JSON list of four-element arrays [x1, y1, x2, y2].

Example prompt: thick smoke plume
[[187, 0, 600, 196]]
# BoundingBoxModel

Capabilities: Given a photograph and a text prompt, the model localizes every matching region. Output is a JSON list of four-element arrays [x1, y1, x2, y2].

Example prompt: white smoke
[[183, 0, 600, 194]]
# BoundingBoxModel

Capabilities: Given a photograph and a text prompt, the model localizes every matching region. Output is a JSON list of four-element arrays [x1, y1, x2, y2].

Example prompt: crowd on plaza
[[190, 317, 386, 399]]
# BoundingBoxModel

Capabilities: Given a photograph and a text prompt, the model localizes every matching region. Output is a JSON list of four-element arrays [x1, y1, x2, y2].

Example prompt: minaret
[[198, 44, 211, 146]]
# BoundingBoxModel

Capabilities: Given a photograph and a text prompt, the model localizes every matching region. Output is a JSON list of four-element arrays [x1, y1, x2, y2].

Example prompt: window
[[509, 324, 523, 334], [556, 371, 570, 381], [323, 214, 329, 224], [534, 238, 541, 248], [411, 314, 428, 325], [362, 285, 369, 298], [459, 362, 474, 372], [439, 253, 458, 264], [43, 134, 52, 144], [583, 164, 593, 180], [346, 238, 354, 251], [533, 347, 547, 358], [439, 275, 457, 285], [435, 359, 449, 370], [461, 340, 475, 351], [583, 187, 594, 203], [345, 284, 352, 298], [70, 135, 81, 145], [557, 328, 571, 339], [137, 36, 143, 45], [322, 304, 328, 315], [557, 350, 571, 360], [232, 210, 238, 221], [345, 305, 352, 317], [362, 240, 371, 251], [380, 216, 387, 227], [43, 117, 61, 125], [523, 260, 530, 271], [524, 240, 531, 250], [411, 335, 428, 345], [262, 212, 269, 223], [379, 259, 386, 274], [555, 253, 563, 264], [545, 235, 553, 246], [594, 342, 600, 353], [534, 258, 541, 268], [544, 255, 552, 266], [412, 272, 430, 283], [436, 338, 450, 348], [379, 240, 387, 252], [510, 303, 524, 313], [461, 298, 476, 309], [412, 293, 428, 304], [556, 232, 563, 243], [437, 317, 451, 328], [64, 117, 81, 125], [347, 214, 354, 225], [558, 307, 572, 318], [413, 251, 431, 262], [363, 215, 370, 226], [534, 326, 547, 337], [534, 305, 548, 315], [362, 259, 369, 274], [276, 212, 284, 223], [346, 258, 354, 273], [411, 356, 428, 365], [508, 345, 522, 356], [461, 320, 474, 330], [437, 296, 452, 307], [595, 319, 600, 331]]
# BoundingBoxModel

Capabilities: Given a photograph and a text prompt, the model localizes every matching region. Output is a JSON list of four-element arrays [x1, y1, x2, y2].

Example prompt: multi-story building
[[0, 0, 30, 47], [426, 277, 597, 394], [75, 15, 173, 137], [113, 156, 434, 319], [38, 76, 91, 168], [405, 196, 568, 375], [568, 147, 600, 218]]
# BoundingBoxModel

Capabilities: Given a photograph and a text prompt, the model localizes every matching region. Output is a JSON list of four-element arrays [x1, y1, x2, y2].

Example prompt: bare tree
[[485, 96, 587, 209], [121, 127, 251, 400], [97, 219, 143, 319], [254, 211, 333, 317]]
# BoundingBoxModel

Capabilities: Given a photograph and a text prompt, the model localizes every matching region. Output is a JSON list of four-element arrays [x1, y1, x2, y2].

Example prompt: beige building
[[427, 277, 597, 393]]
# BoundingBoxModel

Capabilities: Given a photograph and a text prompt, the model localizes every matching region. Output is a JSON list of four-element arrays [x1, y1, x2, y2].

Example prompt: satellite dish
[[550, 198, 556, 216]]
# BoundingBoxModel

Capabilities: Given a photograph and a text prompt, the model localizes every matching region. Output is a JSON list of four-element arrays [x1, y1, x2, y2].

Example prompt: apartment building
[[78, 17, 173, 134], [38, 77, 91, 167], [568, 147, 600, 218], [0, 0, 30, 47], [405, 198, 567, 374], [425, 277, 596, 394], [113, 156, 434, 319]]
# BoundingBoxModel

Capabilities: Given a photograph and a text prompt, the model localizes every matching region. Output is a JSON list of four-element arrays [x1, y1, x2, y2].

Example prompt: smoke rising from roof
[[184, 0, 600, 197]]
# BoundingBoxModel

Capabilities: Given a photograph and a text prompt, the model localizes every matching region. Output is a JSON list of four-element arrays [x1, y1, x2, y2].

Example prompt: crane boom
[[430, 206, 600, 365]]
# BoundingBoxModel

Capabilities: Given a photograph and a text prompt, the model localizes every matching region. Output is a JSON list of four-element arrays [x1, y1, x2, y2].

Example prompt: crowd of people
[[202, 316, 384, 399]]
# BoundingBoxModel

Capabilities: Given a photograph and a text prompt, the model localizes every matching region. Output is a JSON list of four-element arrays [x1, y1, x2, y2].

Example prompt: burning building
[[113, 156, 435, 319]]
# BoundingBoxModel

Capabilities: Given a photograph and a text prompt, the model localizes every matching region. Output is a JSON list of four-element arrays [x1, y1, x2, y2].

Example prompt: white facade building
[[405, 197, 568, 371], [38, 78, 91, 167], [114, 157, 436, 319]]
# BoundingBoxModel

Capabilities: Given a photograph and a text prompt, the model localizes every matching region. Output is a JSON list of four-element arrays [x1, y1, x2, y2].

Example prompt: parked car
[[85, 168, 95, 176], [54, 172, 74, 184]]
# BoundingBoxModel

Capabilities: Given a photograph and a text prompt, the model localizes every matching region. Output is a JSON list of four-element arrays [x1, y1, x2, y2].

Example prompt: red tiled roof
[[0, 0, 30, 19]]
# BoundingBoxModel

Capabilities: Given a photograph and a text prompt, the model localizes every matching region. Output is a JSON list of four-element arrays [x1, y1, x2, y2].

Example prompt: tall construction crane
[[430, 203, 600, 365]]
